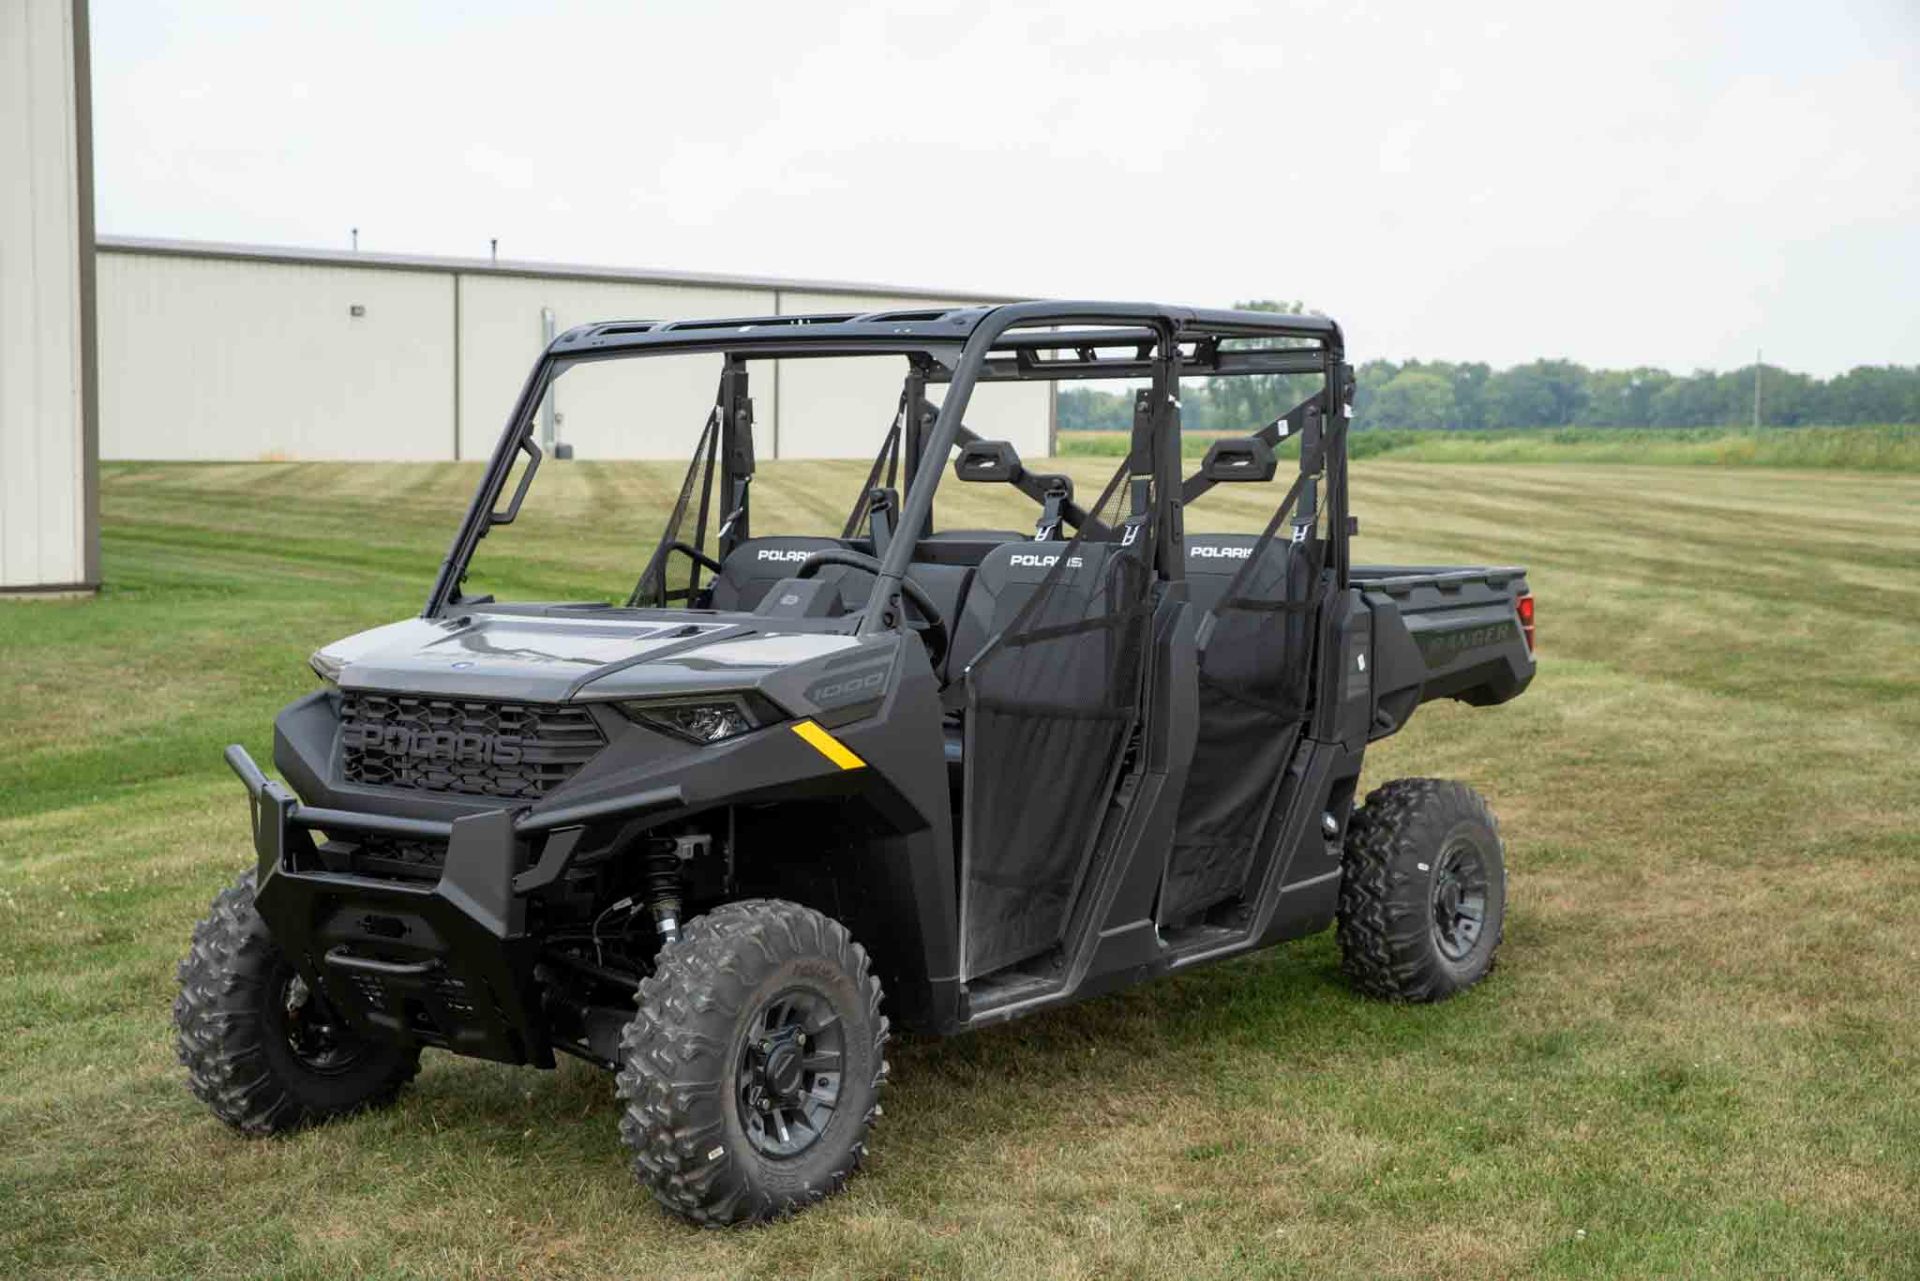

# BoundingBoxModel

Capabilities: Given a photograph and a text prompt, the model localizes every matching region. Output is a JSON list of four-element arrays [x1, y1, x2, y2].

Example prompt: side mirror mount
[[1198, 436, 1277, 483], [489, 435, 543, 525], [954, 439, 1023, 484]]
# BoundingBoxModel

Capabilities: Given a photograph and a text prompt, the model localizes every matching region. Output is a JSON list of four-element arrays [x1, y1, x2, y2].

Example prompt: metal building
[[94, 239, 1053, 463], [1, 0, 97, 596]]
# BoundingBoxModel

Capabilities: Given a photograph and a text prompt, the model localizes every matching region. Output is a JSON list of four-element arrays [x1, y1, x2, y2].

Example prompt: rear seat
[[1181, 533, 1265, 615], [1181, 531, 1315, 689]]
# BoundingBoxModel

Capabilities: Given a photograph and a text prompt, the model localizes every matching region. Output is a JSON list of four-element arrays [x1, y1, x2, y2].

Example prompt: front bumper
[[225, 744, 679, 1066]]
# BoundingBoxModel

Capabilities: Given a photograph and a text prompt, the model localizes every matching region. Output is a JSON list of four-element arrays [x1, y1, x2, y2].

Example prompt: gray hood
[[320, 612, 866, 703]]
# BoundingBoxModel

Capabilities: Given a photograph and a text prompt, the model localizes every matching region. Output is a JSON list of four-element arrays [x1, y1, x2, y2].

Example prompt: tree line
[[1345, 357, 1920, 431], [1054, 302, 1920, 432]]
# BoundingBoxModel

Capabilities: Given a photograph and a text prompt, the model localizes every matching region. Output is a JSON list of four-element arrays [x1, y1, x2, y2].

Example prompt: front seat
[[936, 539, 1133, 804], [706, 537, 852, 612]]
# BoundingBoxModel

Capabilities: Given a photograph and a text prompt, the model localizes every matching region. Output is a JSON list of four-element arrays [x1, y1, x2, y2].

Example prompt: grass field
[[1060, 423, 1920, 470], [3, 458, 1917, 1279]]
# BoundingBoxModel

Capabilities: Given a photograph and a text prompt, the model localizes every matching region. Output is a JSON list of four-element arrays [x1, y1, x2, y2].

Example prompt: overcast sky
[[91, 0, 1917, 376]]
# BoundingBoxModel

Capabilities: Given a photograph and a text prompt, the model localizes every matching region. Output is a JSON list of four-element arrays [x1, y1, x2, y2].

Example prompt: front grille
[[336, 969, 474, 1023], [339, 693, 605, 799], [347, 972, 390, 1012], [346, 834, 447, 880]]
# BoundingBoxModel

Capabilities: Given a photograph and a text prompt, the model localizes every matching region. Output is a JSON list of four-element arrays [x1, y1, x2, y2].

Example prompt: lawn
[[1059, 423, 1920, 470], [2, 458, 1916, 1279]]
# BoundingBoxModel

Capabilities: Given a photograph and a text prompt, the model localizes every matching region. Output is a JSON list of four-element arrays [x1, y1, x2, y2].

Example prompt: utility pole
[[1753, 348, 1762, 429], [490, 238, 498, 265], [351, 227, 358, 252]]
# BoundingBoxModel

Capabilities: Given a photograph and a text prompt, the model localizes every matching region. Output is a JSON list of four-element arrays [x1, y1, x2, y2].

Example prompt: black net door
[[959, 466, 1153, 980], [1162, 521, 1323, 924]]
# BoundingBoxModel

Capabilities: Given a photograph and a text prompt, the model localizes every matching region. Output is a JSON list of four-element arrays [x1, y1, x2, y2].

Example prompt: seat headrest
[[722, 536, 845, 578], [708, 536, 850, 612], [1182, 534, 1302, 615], [973, 539, 1124, 591], [1182, 534, 1263, 578]]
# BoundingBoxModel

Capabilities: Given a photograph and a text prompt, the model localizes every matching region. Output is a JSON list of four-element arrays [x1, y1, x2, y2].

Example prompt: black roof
[[549, 300, 1342, 362]]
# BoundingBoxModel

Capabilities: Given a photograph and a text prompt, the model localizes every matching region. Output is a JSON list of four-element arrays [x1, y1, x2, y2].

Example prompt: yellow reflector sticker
[[792, 720, 866, 770]]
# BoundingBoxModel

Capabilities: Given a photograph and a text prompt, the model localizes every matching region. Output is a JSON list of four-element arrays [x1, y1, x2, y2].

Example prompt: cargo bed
[[1353, 563, 1534, 738]]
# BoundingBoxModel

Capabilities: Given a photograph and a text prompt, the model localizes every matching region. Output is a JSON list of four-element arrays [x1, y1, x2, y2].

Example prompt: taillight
[[1516, 593, 1536, 653]]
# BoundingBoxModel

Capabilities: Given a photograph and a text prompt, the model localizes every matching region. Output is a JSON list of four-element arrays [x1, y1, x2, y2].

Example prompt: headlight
[[616, 695, 769, 745], [309, 649, 345, 684]]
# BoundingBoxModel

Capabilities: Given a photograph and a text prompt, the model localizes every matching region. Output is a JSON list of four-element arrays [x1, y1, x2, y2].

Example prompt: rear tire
[[615, 898, 889, 1225], [174, 871, 420, 1134], [1337, 778, 1507, 1002]]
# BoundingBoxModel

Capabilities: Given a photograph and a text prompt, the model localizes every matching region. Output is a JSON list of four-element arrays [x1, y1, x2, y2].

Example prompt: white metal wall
[[93, 246, 1052, 464], [0, 0, 94, 592], [454, 273, 773, 462], [97, 253, 455, 461]]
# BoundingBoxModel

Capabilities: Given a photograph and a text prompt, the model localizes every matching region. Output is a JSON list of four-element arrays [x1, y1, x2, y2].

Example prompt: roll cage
[[425, 301, 1354, 624]]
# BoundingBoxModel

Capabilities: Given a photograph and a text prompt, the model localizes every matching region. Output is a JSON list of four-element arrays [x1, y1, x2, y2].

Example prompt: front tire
[[1337, 778, 1508, 1002], [616, 899, 889, 1226], [174, 872, 420, 1135]]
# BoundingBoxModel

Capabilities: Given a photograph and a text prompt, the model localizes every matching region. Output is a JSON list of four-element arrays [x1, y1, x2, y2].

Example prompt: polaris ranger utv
[[176, 301, 1535, 1224]]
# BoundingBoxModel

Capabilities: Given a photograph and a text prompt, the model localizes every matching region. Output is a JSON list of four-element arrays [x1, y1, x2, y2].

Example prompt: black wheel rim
[[736, 986, 845, 1159], [1430, 839, 1490, 963], [275, 972, 364, 1075]]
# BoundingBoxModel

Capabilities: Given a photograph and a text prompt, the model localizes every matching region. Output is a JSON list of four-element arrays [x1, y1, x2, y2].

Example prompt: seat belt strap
[[1034, 480, 1070, 541]]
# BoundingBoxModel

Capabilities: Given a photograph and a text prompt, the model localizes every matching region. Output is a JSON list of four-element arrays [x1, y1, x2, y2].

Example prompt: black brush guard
[[225, 744, 679, 1066]]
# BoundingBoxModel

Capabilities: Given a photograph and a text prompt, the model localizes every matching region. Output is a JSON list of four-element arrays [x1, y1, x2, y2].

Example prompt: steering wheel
[[795, 549, 949, 672]]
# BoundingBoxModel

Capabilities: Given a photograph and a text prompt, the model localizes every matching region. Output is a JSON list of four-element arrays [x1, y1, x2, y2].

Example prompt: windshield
[[457, 349, 1049, 608]]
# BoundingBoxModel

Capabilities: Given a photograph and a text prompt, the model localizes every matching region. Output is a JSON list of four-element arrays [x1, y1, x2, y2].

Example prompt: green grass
[[3, 459, 1918, 1279], [1059, 422, 1920, 469]]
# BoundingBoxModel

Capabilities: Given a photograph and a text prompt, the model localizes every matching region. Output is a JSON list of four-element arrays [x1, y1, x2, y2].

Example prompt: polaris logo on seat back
[[1010, 554, 1083, 569], [1190, 545, 1253, 560], [757, 548, 814, 563], [343, 723, 525, 766]]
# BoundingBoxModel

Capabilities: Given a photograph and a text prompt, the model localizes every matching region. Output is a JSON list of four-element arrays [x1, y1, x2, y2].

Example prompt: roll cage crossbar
[[424, 301, 1350, 624]]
